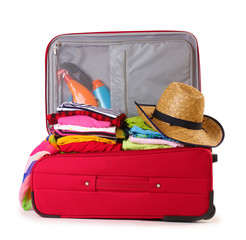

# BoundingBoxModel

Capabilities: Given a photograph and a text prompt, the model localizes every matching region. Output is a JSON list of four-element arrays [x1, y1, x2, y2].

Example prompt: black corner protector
[[212, 154, 218, 163], [31, 191, 60, 218], [162, 191, 215, 222]]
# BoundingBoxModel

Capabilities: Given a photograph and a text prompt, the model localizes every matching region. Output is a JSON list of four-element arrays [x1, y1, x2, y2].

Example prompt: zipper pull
[[53, 41, 61, 55]]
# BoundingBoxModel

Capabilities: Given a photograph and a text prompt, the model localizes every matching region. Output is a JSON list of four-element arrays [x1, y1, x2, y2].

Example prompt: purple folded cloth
[[129, 136, 184, 148], [57, 115, 112, 128]]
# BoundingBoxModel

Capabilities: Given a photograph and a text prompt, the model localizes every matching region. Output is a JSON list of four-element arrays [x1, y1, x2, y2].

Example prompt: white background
[[1, 0, 245, 239]]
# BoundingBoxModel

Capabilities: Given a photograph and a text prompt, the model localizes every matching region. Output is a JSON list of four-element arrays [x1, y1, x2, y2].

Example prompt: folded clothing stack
[[122, 116, 184, 150], [46, 102, 126, 153]]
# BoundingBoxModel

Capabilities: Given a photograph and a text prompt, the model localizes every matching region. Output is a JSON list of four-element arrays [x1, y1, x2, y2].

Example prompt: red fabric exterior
[[59, 141, 122, 153], [31, 147, 213, 219]]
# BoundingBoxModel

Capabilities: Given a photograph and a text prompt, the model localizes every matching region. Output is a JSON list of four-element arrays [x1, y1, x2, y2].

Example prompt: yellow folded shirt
[[57, 135, 116, 146], [116, 128, 125, 139]]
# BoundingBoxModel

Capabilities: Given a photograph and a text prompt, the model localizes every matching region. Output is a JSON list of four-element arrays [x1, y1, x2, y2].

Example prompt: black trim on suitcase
[[162, 191, 215, 222], [212, 154, 218, 163], [31, 191, 61, 218]]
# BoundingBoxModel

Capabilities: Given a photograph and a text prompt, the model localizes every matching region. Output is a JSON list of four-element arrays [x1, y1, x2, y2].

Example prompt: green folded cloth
[[124, 116, 154, 130], [122, 139, 171, 150]]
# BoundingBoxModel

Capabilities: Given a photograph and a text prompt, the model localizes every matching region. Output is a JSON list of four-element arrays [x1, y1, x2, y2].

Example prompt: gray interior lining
[[46, 32, 199, 119], [126, 40, 193, 116]]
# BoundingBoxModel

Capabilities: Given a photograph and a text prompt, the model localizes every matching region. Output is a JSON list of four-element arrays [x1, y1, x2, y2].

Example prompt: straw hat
[[135, 82, 224, 147]]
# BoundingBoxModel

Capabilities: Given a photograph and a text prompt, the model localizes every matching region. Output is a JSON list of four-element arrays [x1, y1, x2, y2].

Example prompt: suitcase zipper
[[123, 49, 129, 116], [53, 41, 61, 55], [52, 39, 176, 55]]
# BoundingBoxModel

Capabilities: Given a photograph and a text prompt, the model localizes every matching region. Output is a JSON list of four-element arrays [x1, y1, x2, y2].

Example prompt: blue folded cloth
[[130, 126, 162, 136], [129, 126, 179, 142]]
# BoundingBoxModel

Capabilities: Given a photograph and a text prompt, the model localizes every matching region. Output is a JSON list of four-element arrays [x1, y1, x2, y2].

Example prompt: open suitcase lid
[[45, 31, 200, 132]]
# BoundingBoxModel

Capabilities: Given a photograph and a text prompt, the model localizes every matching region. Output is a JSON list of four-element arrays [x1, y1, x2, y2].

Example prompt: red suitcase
[[30, 31, 219, 221], [32, 148, 215, 221]]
